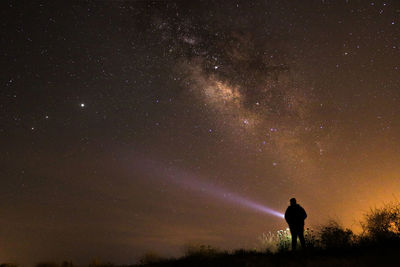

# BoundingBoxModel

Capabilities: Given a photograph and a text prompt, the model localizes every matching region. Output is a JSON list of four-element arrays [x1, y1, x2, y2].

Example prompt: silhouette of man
[[284, 198, 307, 250]]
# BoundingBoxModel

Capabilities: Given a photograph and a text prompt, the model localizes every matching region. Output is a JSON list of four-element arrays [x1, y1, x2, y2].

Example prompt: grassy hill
[[136, 245, 400, 267], [138, 201, 400, 266], [2, 202, 399, 267]]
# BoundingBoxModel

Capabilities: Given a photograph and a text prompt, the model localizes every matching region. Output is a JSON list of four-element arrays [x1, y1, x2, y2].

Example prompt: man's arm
[[284, 208, 290, 223], [302, 207, 307, 220]]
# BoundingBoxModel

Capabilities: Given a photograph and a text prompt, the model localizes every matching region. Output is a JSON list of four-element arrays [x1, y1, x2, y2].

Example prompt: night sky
[[1, 0, 400, 265]]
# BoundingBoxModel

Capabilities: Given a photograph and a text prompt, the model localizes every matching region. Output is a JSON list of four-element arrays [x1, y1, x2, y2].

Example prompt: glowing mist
[[167, 169, 284, 218], [133, 157, 284, 219]]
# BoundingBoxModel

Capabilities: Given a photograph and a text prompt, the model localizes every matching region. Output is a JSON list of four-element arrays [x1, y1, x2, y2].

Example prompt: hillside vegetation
[[2, 201, 399, 267]]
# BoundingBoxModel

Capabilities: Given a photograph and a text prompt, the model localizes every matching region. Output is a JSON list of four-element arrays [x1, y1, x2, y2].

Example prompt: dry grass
[[2, 202, 400, 267]]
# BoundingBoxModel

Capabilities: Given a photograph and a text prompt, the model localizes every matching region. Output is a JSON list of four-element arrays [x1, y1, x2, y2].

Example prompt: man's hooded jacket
[[285, 204, 307, 227]]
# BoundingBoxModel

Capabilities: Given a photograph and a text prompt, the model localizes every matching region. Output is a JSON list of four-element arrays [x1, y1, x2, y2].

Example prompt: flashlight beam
[[132, 156, 284, 219], [169, 171, 285, 218]]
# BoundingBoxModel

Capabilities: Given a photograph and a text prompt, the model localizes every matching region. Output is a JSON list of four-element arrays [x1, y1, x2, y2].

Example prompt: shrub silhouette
[[319, 221, 354, 249], [362, 202, 400, 242], [304, 227, 318, 249], [138, 252, 165, 265], [183, 244, 221, 257]]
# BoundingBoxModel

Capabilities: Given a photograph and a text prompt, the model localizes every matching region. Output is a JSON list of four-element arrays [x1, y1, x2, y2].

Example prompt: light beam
[[132, 156, 284, 219]]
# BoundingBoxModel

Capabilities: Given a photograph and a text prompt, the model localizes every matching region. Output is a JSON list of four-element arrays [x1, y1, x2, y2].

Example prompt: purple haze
[[131, 155, 285, 219]]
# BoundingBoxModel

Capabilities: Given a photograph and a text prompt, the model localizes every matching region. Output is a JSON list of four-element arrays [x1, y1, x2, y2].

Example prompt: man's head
[[290, 198, 297, 205]]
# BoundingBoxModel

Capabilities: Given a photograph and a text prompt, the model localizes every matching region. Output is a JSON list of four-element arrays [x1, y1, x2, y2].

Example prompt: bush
[[362, 202, 400, 241], [304, 227, 319, 249], [183, 244, 221, 257], [276, 228, 291, 252], [258, 227, 317, 252], [256, 232, 279, 252], [319, 221, 354, 249], [138, 252, 165, 265]]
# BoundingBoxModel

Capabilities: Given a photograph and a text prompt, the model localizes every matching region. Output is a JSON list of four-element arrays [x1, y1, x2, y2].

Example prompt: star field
[[1, 0, 400, 265]]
